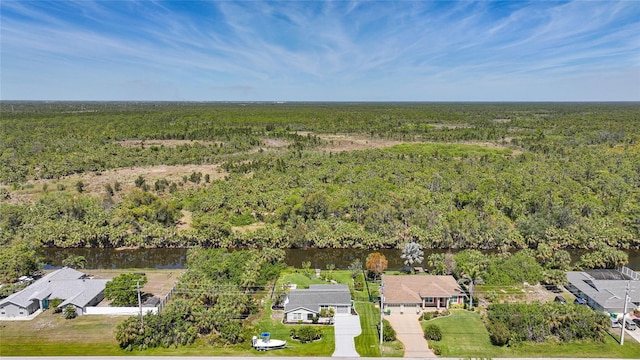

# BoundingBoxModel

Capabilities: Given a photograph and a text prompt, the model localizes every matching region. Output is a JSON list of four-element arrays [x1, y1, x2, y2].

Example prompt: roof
[[284, 284, 351, 314], [0, 267, 109, 309], [566, 271, 640, 313], [381, 275, 465, 304]]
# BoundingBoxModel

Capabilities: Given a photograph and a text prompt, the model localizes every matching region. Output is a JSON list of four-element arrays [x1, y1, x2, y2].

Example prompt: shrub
[[422, 312, 436, 321], [219, 320, 245, 344], [383, 319, 396, 341], [291, 326, 322, 343], [63, 305, 77, 319], [430, 344, 442, 355], [423, 324, 442, 341], [488, 321, 510, 346], [50, 298, 63, 313]]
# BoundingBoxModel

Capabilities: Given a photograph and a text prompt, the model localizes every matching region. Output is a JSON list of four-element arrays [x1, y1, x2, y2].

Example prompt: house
[[381, 275, 466, 311], [284, 284, 352, 323], [565, 267, 640, 314], [0, 267, 109, 318]]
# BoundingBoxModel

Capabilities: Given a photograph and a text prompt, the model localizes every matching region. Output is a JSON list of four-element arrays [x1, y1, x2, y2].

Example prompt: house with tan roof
[[381, 275, 466, 311]]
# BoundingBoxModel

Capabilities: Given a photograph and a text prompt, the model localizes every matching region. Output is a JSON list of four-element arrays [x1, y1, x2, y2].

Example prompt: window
[[307, 313, 314, 320], [292, 313, 302, 320], [425, 297, 434, 303]]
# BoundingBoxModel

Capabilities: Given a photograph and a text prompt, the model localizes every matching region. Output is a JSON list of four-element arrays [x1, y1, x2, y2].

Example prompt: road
[[8, 357, 631, 360]]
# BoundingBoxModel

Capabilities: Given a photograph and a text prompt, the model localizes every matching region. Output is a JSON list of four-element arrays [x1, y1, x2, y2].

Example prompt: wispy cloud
[[1, 0, 638, 100]]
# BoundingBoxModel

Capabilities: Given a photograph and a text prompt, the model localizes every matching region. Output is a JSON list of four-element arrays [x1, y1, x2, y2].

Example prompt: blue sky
[[1, 1, 639, 101]]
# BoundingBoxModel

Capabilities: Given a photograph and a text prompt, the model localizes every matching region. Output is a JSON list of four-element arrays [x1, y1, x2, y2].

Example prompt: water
[[43, 247, 640, 271]]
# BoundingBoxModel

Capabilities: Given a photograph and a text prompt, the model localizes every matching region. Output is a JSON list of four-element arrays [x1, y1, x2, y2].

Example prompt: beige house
[[381, 275, 465, 311]]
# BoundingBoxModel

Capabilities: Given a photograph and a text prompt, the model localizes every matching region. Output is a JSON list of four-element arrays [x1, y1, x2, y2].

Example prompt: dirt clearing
[[84, 268, 185, 299]]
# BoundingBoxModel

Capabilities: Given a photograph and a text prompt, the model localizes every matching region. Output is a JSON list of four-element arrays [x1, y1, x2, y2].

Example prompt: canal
[[43, 247, 640, 271]]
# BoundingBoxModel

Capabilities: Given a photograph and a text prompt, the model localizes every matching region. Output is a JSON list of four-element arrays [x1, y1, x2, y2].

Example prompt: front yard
[[425, 309, 640, 358]]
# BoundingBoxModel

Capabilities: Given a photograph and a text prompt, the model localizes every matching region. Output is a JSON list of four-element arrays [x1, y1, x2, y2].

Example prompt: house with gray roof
[[565, 267, 640, 315], [284, 284, 352, 323], [0, 267, 109, 318]]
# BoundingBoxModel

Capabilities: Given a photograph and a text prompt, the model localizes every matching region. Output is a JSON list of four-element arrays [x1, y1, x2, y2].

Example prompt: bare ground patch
[[232, 222, 267, 233], [304, 132, 520, 155], [117, 139, 222, 148], [84, 268, 185, 300], [177, 210, 193, 231], [5, 164, 227, 204]]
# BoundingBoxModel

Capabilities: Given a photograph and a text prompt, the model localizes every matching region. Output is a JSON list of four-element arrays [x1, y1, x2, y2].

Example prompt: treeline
[[115, 248, 285, 350], [2, 102, 637, 183], [1, 103, 639, 282]]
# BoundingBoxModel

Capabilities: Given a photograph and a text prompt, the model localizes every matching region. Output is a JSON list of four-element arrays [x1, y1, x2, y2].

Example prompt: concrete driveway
[[332, 314, 362, 357], [385, 312, 435, 358]]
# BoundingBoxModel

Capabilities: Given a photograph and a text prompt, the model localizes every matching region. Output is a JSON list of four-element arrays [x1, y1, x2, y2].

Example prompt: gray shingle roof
[[0, 267, 109, 309], [284, 284, 351, 313], [566, 271, 640, 313]]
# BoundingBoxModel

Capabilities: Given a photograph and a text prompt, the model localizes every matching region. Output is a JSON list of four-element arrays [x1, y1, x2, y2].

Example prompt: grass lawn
[[246, 300, 335, 357], [426, 310, 640, 358], [354, 301, 403, 357], [0, 310, 127, 356], [277, 268, 328, 289]]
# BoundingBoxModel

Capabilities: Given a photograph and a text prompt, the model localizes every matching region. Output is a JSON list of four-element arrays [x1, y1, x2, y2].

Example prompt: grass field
[[354, 301, 403, 357], [426, 310, 640, 358]]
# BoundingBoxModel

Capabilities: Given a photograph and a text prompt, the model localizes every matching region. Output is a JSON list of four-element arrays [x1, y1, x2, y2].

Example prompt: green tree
[[61, 255, 87, 269], [104, 273, 147, 306], [576, 246, 629, 269], [457, 266, 483, 309], [348, 258, 363, 278]]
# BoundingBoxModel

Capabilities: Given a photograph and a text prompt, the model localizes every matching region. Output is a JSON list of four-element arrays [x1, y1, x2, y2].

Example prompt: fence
[[619, 266, 640, 280], [84, 307, 158, 316], [158, 284, 176, 312]]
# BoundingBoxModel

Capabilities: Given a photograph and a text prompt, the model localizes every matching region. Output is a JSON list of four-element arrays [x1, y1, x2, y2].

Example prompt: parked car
[[620, 318, 637, 331], [554, 295, 567, 304], [611, 318, 620, 328], [574, 297, 587, 305]]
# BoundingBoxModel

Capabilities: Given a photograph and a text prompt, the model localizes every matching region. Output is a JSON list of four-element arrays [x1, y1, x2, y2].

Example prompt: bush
[[50, 298, 63, 313], [63, 305, 77, 319], [430, 344, 442, 355], [488, 321, 510, 346], [291, 326, 323, 343], [423, 324, 442, 341], [383, 319, 396, 342]]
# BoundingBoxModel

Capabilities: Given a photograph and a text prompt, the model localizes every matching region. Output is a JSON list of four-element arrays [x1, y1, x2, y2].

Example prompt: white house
[[0, 267, 109, 318], [284, 284, 352, 323]]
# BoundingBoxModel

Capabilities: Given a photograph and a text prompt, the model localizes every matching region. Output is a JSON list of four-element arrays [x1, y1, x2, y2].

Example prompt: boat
[[252, 332, 287, 351]]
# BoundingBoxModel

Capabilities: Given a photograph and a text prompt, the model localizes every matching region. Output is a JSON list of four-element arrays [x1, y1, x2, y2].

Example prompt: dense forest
[[1, 102, 638, 280]]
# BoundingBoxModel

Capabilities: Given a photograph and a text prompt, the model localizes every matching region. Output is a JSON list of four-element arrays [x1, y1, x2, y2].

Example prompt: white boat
[[252, 333, 287, 351]]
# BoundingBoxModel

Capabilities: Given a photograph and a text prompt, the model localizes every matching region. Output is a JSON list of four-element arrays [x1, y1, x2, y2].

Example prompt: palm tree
[[457, 267, 484, 309], [400, 241, 424, 271]]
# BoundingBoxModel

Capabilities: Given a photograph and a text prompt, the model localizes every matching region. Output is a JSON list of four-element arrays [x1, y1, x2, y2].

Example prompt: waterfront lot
[[426, 310, 640, 358]]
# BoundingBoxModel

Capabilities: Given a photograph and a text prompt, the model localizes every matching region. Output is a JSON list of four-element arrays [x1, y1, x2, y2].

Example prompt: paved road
[[9, 357, 633, 360], [385, 312, 435, 358], [332, 314, 362, 357]]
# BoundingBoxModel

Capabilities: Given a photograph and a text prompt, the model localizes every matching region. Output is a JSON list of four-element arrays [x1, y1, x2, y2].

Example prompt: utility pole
[[620, 281, 630, 345], [137, 279, 144, 329], [379, 281, 384, 353]]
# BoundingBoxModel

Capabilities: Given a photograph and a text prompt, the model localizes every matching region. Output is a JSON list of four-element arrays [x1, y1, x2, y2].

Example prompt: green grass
[[354, 301, 403, 357], [277, 268, 327, 289], [247, 300, 335, 357], [426, 310, 640, 358]]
